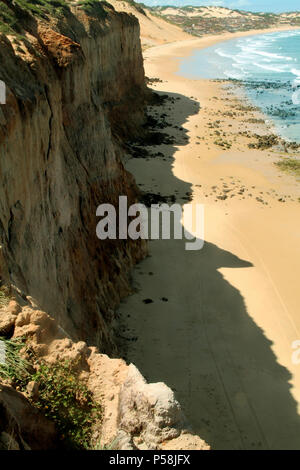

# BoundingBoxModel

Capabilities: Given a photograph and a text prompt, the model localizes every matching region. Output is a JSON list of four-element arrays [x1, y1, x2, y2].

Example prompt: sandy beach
[[117, 28, 300, 449]]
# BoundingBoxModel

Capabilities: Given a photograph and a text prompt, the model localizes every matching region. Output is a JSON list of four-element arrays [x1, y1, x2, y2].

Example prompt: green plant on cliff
[[7, 0, 67, 16], [0, 338, 102, 449], [0, 286, 10, 307], [31, 359, 102, 449], [0, 0, 68, 35], [76, 0, 108, 17], [0, 337, 31, 387]]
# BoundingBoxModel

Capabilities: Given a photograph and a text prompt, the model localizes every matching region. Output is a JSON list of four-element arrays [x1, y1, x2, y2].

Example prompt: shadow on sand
[[117, 90, 300, 449]]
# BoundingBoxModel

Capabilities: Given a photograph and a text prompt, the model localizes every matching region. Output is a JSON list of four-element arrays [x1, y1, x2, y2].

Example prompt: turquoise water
[[177, 30, 300, 143]]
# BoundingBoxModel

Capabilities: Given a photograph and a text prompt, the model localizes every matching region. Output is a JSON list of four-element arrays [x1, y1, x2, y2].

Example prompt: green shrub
[[32, 359, 102, 448], [0, 338, 102, 449]]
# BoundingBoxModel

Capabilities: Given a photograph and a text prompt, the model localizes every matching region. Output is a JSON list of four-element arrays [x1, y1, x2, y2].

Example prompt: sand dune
[[108, 1, 191, 48], [157, 6, 249, 19]]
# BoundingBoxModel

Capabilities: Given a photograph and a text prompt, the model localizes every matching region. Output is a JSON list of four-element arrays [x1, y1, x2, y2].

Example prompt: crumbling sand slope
[[108, 0, 192, 48]]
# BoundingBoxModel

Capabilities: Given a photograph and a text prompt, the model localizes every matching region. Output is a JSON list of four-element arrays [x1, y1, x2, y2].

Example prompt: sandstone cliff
[[0, 1, 209, 450], [0, 1, 147, 352]]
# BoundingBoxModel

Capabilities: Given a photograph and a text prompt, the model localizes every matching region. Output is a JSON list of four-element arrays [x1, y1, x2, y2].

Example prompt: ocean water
[[177, 30, 300, 143]]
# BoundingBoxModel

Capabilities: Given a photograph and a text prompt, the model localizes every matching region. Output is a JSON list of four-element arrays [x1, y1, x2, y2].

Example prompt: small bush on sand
[[275, 158, 300, 177]]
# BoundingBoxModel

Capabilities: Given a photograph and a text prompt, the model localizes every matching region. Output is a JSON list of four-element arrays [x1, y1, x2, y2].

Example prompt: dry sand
[[117, 28, 300, 449], [108, 0, 191, 48]]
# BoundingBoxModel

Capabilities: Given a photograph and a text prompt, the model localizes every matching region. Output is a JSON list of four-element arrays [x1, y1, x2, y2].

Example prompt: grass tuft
[[275, 158, 300, 178], [0, 337, 31, 386], [0, 287, 10, 307], [93, 436, 119, 450]]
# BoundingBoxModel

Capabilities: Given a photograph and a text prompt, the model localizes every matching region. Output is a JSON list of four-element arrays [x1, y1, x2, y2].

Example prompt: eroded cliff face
[[0, 2, 148, 352], [0, 297, 209, 450]]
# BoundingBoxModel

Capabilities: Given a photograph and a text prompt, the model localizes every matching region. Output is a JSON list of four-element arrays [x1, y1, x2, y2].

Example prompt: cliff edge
[[0, 0, 147, 352]]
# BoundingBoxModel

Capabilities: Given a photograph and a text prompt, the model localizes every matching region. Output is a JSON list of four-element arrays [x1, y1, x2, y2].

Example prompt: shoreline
[[169, 27, 300, 146], [144, 25, 300, 145], [144, 25, 300, 72], [118, 26, 300, 449], [144, 25, 300, 181]]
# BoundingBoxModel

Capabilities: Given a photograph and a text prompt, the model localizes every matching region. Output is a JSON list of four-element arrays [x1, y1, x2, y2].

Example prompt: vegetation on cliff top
[[0, 0, 110, 35], [0, 0, 68, 34]]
